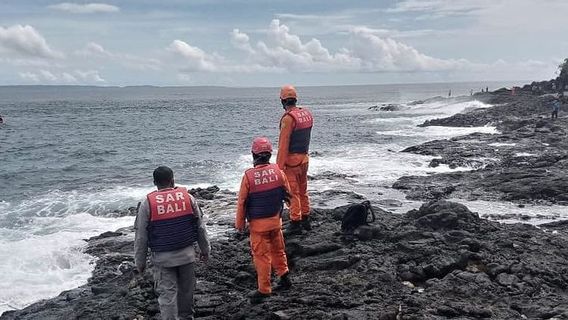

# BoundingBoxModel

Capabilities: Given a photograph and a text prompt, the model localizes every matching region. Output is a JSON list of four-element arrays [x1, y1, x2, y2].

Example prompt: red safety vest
[[282, 107, 313, 153], [146, 187, 198, 252], [148, 187, 193, 221], [244, 164, 285, 219]]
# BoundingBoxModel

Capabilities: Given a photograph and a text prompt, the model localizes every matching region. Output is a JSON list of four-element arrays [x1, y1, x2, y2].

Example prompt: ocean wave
[[0, 214, 133, 314], [377, 125, 499, 138]]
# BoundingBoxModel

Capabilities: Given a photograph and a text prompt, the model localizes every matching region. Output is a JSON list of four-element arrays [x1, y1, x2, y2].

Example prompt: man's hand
[[199, 253, 209, 263]]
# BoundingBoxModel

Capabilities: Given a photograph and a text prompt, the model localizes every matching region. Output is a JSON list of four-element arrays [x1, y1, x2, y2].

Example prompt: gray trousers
[[153, 263, 196, 320]]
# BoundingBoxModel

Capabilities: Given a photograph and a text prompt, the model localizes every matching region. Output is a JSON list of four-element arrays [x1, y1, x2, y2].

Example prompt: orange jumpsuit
[[277, 108, 311, 222], [236, 164, 292, 294]]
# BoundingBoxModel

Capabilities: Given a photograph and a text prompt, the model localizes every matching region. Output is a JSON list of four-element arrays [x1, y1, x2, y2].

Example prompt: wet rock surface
[[394, 90, 568, 205], [3, 200, 568, 320], [368, 104, 405, 112]]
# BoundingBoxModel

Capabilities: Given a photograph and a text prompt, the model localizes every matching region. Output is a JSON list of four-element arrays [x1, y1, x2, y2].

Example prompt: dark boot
[[274, 272, 292, 291], [248, 290, 270, 304], [285, 221, 302, 236], [301, 215, 312, 231]]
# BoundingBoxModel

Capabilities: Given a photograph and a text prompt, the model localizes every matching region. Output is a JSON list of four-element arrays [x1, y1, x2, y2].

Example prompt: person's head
[[280, 85, 297, 109], [251, 137, 273, 165], [153, 166, 174, 189]]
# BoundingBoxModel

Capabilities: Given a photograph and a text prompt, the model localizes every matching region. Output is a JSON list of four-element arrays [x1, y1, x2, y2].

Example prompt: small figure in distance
[[134, 166, 211, 320], [552, 94, 562, 119]]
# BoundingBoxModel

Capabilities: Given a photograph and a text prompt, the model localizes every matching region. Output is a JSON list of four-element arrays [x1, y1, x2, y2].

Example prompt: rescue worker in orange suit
[[277, 85, 314, 235], [135, 166, 211, 320], [236, 137, 293, 303]]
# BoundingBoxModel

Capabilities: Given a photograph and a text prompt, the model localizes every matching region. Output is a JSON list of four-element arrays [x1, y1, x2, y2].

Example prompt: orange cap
[[280, 85, 297, 100], [251, 137, 273, 154]]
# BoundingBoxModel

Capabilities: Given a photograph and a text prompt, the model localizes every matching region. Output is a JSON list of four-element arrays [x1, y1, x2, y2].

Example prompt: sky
[[0, 0, 566, 86]]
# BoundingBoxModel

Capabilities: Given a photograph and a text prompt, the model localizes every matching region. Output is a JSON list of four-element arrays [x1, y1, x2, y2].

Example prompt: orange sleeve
[[235, 175, 249, 229], [277, 114, 294, 169]]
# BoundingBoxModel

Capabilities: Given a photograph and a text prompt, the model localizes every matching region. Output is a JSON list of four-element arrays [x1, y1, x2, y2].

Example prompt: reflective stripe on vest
[[147, 187, 198, 252], [284, 107, 313, 154], [245, 163, 285, 220]]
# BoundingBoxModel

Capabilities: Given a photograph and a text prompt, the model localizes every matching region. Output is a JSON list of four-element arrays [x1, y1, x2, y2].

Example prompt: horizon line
[[0, 79, 536, 90]]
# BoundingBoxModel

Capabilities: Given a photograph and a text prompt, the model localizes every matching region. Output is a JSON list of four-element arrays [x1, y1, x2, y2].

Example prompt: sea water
[[2, 82, 558, 313]]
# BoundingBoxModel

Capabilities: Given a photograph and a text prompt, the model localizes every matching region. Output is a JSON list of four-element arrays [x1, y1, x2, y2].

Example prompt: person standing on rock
[[135, 166, 211, 320], [552, 97, 561, 119], [236, 137, 293, 303], [277, 85, 314, 234]]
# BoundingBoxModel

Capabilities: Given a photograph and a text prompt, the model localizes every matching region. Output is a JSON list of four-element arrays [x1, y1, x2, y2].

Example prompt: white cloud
[[18, 72, 40, 82], [169, 19, 471, 74], [39, 69, 58, 81], [76, 42, 162, 71], [165, 18, 559, 81], [474, 0, 568, 34], [244, 19, 357, 72], [0, 25, 62, 59], [386, 0, 490, 15], [231, 19, 465, 73], [343, 26, 457, 39], [167, 39, 220, 72], [61, 72, 78, 82], [168, 38, 281, 74], [18, 69, 105, 83], [230, 29, 254, 54], [274, 13, 351, 22], [48, 3, 119, 14], [387, 0, 568, 34], [348, 27, 467, 72], [75, 70, 105, 82], [79, 42, 109, 56]]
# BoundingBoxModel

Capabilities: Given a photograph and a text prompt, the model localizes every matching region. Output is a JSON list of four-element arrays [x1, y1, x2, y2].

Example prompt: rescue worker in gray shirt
[[135, 166, 211, 320]]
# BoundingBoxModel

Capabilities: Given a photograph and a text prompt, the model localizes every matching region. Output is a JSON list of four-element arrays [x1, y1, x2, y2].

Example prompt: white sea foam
[[451, 199, 568, 223], [0, 186, 151, 222], [0, 184, 224, 315], [407, 100, 492, 115], [309, 143, 475, 188], [378, 125, 499, 138], [0, 214, 133, 314]]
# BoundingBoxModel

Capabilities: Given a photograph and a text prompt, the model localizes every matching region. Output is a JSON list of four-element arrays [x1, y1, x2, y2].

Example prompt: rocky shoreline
[[3, 84, 568, 319], [393, 89, 568, 206], [2, 197, 568, 320]]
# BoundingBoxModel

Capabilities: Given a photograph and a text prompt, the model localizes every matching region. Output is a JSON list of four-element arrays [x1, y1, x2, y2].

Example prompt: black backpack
[[341, 201, 376, 233]]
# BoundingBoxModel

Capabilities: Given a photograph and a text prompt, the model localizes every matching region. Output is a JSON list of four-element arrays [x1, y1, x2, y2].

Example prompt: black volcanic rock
[[368, 103, 404, 111], [395, 89, 568, 206], [3, 200, 568, 320]]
